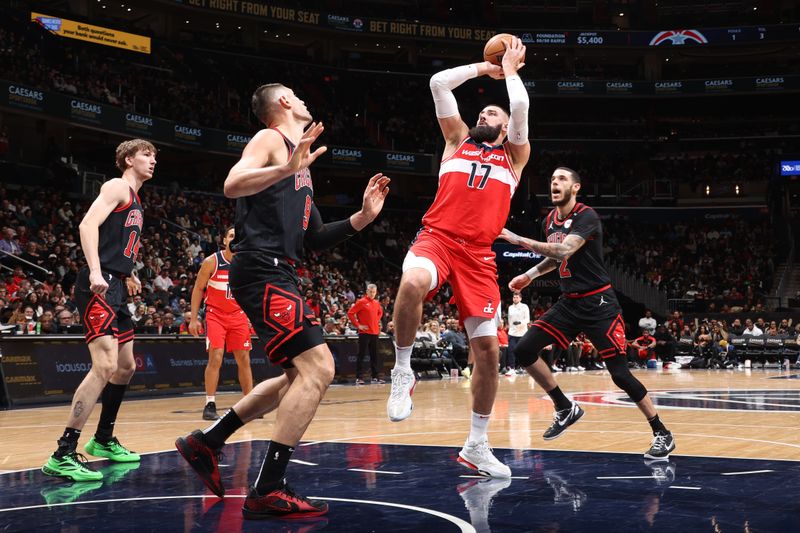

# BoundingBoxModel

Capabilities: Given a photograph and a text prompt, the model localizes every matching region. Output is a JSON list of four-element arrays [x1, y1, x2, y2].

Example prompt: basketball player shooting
[[387, 36, 529, 478]]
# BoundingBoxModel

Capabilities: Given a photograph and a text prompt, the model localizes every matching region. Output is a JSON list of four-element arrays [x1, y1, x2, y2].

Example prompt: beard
[[552, 188, 573, 207], [468, 124, 502, 144]]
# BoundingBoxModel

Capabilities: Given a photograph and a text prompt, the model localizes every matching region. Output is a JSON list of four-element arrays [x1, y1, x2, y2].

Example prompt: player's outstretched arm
[[501, 37, 531, 171], [430, 62, 504, 148], [224, 123, 327, 198], [500, 228, 586, 261], [508, 258, 557, 292], [305, 174, 390, 251]]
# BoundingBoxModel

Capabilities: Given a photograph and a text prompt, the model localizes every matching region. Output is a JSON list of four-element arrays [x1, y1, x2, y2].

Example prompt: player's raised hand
[[482, 62, 505, 80], [359, 173, 391, 222], [288, 122, 327, 173], [502, 37, 526, 74], [508, 273, 532, 292]]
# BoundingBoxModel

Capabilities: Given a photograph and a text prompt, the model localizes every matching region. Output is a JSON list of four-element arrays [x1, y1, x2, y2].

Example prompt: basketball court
[[1, 368, 799, 531]]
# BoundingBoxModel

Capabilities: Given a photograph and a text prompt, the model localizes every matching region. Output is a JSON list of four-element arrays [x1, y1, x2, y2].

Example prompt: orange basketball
[[483, 33, 523, 66]]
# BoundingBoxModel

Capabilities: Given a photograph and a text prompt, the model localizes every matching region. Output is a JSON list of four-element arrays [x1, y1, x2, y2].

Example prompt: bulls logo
[[649, 29, 708, 46]]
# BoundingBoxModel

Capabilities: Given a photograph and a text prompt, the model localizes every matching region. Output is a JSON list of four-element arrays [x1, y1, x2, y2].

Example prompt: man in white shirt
[[638, 309, 657, 335], [742, 318, 763, 336], [507, 292, 530, 372]]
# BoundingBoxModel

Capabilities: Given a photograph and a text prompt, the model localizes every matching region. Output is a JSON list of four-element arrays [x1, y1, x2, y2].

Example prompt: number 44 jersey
[[98, 186, 143, 276], [421, 137, 520, 247]]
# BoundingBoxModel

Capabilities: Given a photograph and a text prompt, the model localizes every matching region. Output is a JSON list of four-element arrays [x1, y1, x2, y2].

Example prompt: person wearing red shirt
[[497, 319, 512, 376], [347, 284, 384, 384], [630, 330, 657, 367]]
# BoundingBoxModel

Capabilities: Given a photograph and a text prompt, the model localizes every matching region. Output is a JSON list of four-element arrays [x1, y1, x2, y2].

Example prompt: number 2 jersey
[[542, 202, 611, 295], [422, 137, 520, 247], [98, 185, 143, 275]]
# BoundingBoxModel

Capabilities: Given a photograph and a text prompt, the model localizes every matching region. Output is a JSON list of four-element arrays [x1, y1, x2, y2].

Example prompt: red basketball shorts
[[205, 308, 252, 352], [407, 228, 500, 320]]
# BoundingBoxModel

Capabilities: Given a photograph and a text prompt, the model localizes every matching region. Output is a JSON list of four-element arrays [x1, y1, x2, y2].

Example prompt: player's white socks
[[468, 411, 491, 443], [393, 343, 413, 370], [206, 396, 215, 404]]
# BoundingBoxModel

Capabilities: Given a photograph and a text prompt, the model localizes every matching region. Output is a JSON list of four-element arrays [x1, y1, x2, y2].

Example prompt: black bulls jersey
[[98, 186, 143, 275], [232, 128, 313, 261], [542, 203, 611, 294]]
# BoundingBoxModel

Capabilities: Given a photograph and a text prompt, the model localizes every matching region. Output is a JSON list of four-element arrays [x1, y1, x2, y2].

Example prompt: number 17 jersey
[[421, 137, 520, 246]]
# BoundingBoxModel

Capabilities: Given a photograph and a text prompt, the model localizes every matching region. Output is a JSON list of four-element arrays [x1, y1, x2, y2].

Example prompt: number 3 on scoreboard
[[123, 230, 141, 259]]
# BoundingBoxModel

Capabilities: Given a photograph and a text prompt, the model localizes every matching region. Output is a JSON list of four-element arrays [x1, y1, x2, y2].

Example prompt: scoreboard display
[[520, 24, 800, 47]]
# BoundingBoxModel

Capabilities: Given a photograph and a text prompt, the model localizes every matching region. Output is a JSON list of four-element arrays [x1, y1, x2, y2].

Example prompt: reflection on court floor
[[2, 441, 799, 532]]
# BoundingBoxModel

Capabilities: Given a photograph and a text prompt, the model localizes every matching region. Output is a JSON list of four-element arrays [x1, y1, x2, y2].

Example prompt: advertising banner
[[0, 334, 392, 406], [0, 336, 279, 405], [491, 243, 545, 263], [31, 12, 151, 54], [170, 2, 800, 46]]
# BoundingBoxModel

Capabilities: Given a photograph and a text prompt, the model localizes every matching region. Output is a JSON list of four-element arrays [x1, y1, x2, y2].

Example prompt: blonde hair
[[115, 139, 156, 172]]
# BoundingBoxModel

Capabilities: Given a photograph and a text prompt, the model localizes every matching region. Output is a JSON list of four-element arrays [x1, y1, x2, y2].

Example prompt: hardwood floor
[[2, 368, 799, 473]]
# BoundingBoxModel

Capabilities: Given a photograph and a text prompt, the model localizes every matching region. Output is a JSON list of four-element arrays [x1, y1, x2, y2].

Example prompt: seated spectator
[[742, 318, 763, 336], [441, 319, 468, 366], [179, 312, 199, 334], [56, 308, 77, 332], [322, 317, 340, 336], [629, 330, 657, 366], [416, 320, 440, 344], [653, 324, 676, 362]]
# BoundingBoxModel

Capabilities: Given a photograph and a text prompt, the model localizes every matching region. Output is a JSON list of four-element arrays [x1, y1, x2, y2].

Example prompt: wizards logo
[[649, 29, 708, 46]]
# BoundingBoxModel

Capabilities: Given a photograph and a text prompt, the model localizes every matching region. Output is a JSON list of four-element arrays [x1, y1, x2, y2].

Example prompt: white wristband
[[524, 266, 540, 280]]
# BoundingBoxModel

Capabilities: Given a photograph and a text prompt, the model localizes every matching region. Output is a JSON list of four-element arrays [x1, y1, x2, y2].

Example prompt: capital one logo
[[649, 29, 708, 46]]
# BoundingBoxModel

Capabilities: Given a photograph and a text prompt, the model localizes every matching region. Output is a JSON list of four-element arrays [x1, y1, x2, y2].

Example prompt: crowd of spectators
[[3, 180, 798, 376], [4, 9, 800, 159], [0, 179, 788, 334], [0, 184, 458, 339], [605, 216, 776, 312]]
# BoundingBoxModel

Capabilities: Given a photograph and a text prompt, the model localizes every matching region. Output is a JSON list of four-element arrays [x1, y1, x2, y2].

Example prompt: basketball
[[483, 33, 523, 65]]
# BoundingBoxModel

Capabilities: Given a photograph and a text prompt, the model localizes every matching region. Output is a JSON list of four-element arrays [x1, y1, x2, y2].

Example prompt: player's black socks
[[55, 427, 81, 457], [647, 414, 668, 434], [95, 383, 128, 443], [255, 441, 295, 494], [202, 408, 244, 449], [547, 386, 573, 412]]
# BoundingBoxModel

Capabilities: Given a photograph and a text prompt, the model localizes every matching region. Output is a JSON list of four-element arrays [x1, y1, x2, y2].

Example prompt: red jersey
[[347, 296, 383, 335], [204, 251, 242, 315], [422, 137, 519, 246]]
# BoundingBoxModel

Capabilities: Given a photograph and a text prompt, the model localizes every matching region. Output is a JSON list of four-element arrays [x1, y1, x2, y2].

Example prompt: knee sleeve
[[464, 316, 498, 339], [512, 328, 557, 367], [605, 355, 647, 403], [402, 251, 438, 291]]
